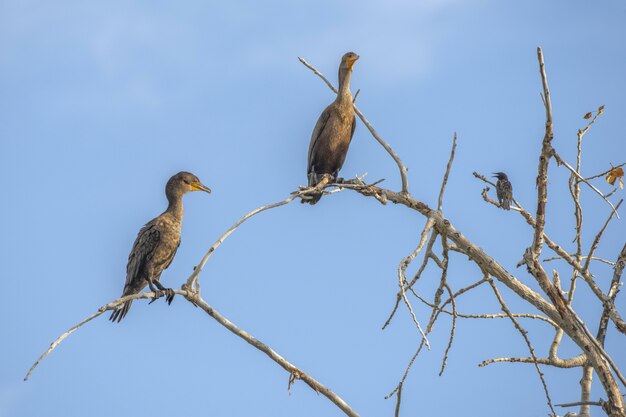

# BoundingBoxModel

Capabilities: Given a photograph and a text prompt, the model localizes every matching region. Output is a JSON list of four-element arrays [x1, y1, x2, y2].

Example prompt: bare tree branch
[[531, 46, 554, 258], [384, 220, 436, 330], [585, 162, 626, 181], [583, 199, 623, 272], [487, 277, 556, 416], [438, 282, 457, 376], [558, 401, 605, 408], [184, 180, 342, 291], [438, 132, 457, 212], [479, 355, 586, 369], [543, 255, 615, 267], [25, 289, 360, 417], [554, 151, 621, 218]]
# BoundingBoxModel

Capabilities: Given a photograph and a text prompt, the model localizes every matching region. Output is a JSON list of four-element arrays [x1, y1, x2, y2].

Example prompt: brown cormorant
[[110, 171, 211, 322], [304, 51, 359, 204], [493, 172, 513, 210]]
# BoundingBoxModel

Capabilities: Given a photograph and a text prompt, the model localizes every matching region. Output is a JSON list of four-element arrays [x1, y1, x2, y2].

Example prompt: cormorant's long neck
[[336, 67, 353, 102], [165, 193, 184, 221]]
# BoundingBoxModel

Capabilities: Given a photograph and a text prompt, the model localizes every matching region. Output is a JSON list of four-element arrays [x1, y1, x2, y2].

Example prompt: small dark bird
[[493, 172, 513, 210], [110, 172, 211, 323], [304, 51, 359, 204]]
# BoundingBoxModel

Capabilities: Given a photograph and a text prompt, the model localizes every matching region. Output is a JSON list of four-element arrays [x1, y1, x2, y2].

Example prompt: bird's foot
[[147, 288, 175, 304], [164, 288, 175, 305], [148, 290, 163, 304], [148, 281, 162, 304]]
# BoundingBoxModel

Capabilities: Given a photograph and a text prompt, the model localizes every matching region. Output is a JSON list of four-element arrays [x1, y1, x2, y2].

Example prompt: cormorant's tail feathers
[[109, 300, 133, 323], [302, 193, 322, 205]]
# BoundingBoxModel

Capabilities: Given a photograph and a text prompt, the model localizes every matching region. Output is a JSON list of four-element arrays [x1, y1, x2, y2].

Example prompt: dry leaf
[[606, 166, 624, 189], [584, 112, 592, 119]]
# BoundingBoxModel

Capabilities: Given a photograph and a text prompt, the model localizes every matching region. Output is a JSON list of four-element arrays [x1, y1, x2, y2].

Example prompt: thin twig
[[25, 291, 168, 381], [385, 338, 426, 400], [543, 255, 615, 266], [411, 291, 557, 327], [585, 162, 626, 181], [399, 277, 430, 349], [185, 183, 341, 290], [597, 243, 626, 345], [583, 199, 623, 273], [438, 282, 457, 376], [553, 151, 621, 219], [394, 382, 403, 417], [384, 223, 436, 329], [487, 278, 556, 416], [438, 132, 457, 212], [557, 401, 604, 408]]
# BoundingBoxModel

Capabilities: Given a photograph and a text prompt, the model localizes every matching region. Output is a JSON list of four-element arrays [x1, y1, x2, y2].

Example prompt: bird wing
[[160, 239, 180, 271], [307, 106, 332, 174], [349, 113, 356, 144], [123, 221, 161, 293]]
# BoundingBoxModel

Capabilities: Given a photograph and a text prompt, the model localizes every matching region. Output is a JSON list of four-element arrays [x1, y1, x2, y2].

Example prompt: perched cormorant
[[110, 172, 211, 323], [493, 172, 513, 210], [304, 51, 359, 204]]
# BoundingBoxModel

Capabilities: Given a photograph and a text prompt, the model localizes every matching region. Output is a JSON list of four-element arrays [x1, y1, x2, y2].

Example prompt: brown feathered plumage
[[493, 172, 513, 210], [110, 172, 211, 323], [304, 51, 359, 204]]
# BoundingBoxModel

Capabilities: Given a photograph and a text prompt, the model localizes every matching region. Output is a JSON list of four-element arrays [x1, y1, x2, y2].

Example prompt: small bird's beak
[[347, 54, 359, 70], [191, 182, 211, 194]]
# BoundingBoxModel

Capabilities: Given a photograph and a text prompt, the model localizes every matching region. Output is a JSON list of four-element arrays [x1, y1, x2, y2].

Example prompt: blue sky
[[1, 1, 625, 416]]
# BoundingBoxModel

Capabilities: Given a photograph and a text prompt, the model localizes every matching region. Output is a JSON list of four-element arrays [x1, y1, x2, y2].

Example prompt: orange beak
[[191, 181, 211, 193], [346, 54, 359, 70]]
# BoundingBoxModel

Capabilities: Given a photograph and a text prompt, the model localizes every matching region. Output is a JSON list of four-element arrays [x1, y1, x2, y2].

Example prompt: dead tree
[[26, 48, 625, 417]]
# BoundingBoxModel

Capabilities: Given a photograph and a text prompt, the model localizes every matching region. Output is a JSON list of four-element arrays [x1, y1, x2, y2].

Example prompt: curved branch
[[189, 294, 359, 416], [25, 289, 360, 417], [184, 183, 342, 290], [25, 291, 161, 381]]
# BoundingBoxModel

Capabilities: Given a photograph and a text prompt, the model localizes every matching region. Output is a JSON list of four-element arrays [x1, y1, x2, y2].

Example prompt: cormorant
[[110, 172, 211, 322], [493, 172, 513, 210], [304, 51, 359, 204]]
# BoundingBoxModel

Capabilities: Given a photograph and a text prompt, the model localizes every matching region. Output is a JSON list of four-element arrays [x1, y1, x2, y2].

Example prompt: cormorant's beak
[[347, 55, 359, 71], [191, 182, 211, 194]]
